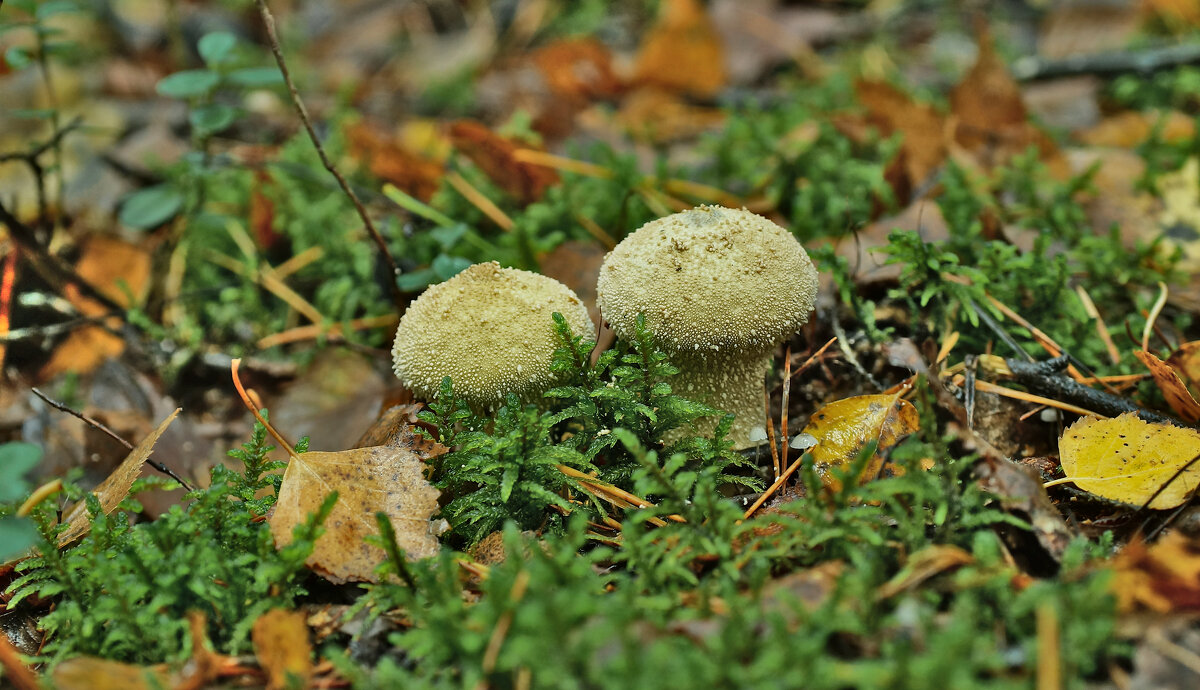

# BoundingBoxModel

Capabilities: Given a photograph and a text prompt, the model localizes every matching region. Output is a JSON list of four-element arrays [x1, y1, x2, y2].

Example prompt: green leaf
[[0, 517, 37, 561], [0, 442, 40, 502], [4, 45, 31, 70], [396, 268, 436, 292], [226, 67, 284, 88], [36, 0, 78, 18], [156, 69, 219, 99], [189, 103, 236, 137], [119, 185, 184, 230], [432, 254, 472, 281], [197, 31, 237, 67]]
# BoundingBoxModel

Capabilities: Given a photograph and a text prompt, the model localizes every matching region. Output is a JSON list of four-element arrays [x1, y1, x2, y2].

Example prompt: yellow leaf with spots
[[1055, 413, 1200, 509], [269, 442, 441, 583], [802, 393, 919, 490]]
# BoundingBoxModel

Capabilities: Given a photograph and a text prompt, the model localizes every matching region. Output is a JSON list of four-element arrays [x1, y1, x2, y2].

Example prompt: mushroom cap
[[392, 261, 595, 406], [596, 206, 818, 353]]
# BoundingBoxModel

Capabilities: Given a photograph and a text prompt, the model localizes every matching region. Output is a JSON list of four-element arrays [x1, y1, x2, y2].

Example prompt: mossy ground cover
[[1, 0, 1199, 687]]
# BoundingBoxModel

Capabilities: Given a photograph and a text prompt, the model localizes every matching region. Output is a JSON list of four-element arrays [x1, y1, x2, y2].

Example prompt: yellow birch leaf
[[252, 609, 313, 690], [58, 408, 180, 546], [1056, 413, 1200, 509], [802, 393, 919, 490], [269, 444, 441, 583]]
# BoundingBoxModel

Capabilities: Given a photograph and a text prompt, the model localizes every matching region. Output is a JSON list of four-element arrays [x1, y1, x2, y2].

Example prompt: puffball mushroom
[[392, 261, 595, 409], [596, 206, 818, 449]]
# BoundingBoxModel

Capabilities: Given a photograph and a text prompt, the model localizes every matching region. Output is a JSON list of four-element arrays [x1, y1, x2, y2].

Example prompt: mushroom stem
[[665, 349, 773, 450]]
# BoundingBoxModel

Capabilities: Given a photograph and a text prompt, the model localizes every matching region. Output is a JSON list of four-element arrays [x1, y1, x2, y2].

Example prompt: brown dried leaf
[[269, 444, 442, 583], [1167, 341, 1200, 393], [1058, 413, 1200, 509], [51, 658, 171, 690], [1113, 530, 1200, 614], [616, 87, 726, 144], [252, 609, 313, 690], [633, 0, 726, 98], [347, 122, 445, 203], [802, 393, 920, 490], [1135, 349, 1200, 423], [876, 544, 974, 600], [447, 120, 559, 205], [531, 38, 623, 101], [58, 408, 180, 546], [1078, 110, 1196, 148], [855, 79, 947, 188]]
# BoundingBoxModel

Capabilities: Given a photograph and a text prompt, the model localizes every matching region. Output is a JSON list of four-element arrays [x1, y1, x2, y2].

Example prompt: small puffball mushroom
[[392, 261, 595, 409], [596, 205, 818, 449]]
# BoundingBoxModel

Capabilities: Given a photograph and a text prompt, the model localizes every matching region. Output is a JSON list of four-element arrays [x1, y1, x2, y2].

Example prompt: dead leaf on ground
[[539, 239, 606, 327], [447, 120, 559, 205], [51, 658, 172, 690], [633, 0, 726, 98], [1077, 110, 1196, 149], [252, 609, 313, 690], [57, 408, 180, 546], [802, 392, 920, 490], [1167, 341, 1200, 394], [347, 122, 445, 202], [269, 444, 442, 583], [1057, 413, 1200, 509], [1135, 349, 1200, 423], [976, 455, 1075, 564], [876, 544, 974, 600], [1143, 0, 1200, 30], [531, 38, 623, 102], [1113, 530, 1200, 614], [617, 87, 727, 144], [948, 25, 1066, 176], [39, 235, 152, 379], [855, 79, 946, 190]]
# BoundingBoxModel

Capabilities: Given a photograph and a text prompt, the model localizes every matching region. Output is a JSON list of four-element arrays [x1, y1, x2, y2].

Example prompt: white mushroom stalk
[[392, 261, 595, 410], [596, 206, 818, 449]]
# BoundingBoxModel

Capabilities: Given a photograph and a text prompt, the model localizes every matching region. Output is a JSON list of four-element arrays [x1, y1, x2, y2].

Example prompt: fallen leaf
[[1167, 341, 1200, 393], [1135, 349, 1200, 423], [1143, 0, 1200, 30], [1077, 110, 1196, 149], [1057, 413, 1200, 509], [976, 455, 1075, 564], [269, 444, 442, 583], [1113, 530, 1200, 614], [616, 87, 727, 143], [1154, 157, 1200, 274], [855, 79, 946, 189], [949, 25, 1065, 175], [876, 544, 974, 600], [531, 38, 623, 102], [51, 658, 171, 690], [57, 408, 180, 546], [252, 609, 313, 690], [633, 0, 726, 98], [802, 393, 920, 490], [347, 122, 445, 202], [447, 120, 559, 205]]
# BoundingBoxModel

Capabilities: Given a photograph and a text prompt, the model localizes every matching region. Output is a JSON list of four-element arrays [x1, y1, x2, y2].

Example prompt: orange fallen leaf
[[1077, 110, 1196, 149], [1135, 349, 1200, 423], [51, 658, 171, 690], [252, 609, 313, 690], [347, 122, 445, 203], [616, 87, 726, 144], [1054, 413, 1200, 509], [1113, 530, 1200, 614], [531, 38, 623, 102], [447, 120, 559, 205], [876, 544, 974, 600], [632, 0, 726, 98], [269, 443, 442, 583], [39, 235, 151, 379], [58, 408, 180, 546], [1142, 0, 1200, 30], [1167, 340, 1200, 393], [802, 393, 920, 490], [855, 79, 947, 189]]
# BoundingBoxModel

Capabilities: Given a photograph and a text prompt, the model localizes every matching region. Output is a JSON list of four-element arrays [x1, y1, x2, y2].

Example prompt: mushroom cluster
[[596, 205, 818, 449], [391, 261, 594, 409]]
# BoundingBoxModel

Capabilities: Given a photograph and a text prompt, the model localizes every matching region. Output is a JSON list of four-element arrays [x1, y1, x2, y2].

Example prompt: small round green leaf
[[156, 69, 219, 99], [120, 185, 184, 230], [189, 103, 237, 137], [197, 31, 237, 67], [4, 45, 31, 70]]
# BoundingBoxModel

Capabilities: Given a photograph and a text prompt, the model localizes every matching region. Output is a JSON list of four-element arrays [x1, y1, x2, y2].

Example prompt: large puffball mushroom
[[392, 261, 595, 409], [596, 206, 818, 449]]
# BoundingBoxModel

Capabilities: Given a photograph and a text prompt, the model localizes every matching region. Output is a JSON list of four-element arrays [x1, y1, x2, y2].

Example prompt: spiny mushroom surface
[[392, 261, 595, 409], [596, 205, 818, 448]]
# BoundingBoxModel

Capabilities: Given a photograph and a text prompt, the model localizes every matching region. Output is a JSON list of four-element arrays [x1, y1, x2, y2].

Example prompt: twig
[[1075, 285, 1120, 365], [1142, 282, 1169, 353], [0, 116, 83, 164], [1013, 42, 1200, 82], [764, 388, 780, 481], [253, 0, 406, 314], [742, 451, 807, 520], [31, 387, 193, 491], [1005, 356, 1188, 427], [780, 345, 792, 474], [231, 358, 299, 460]]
